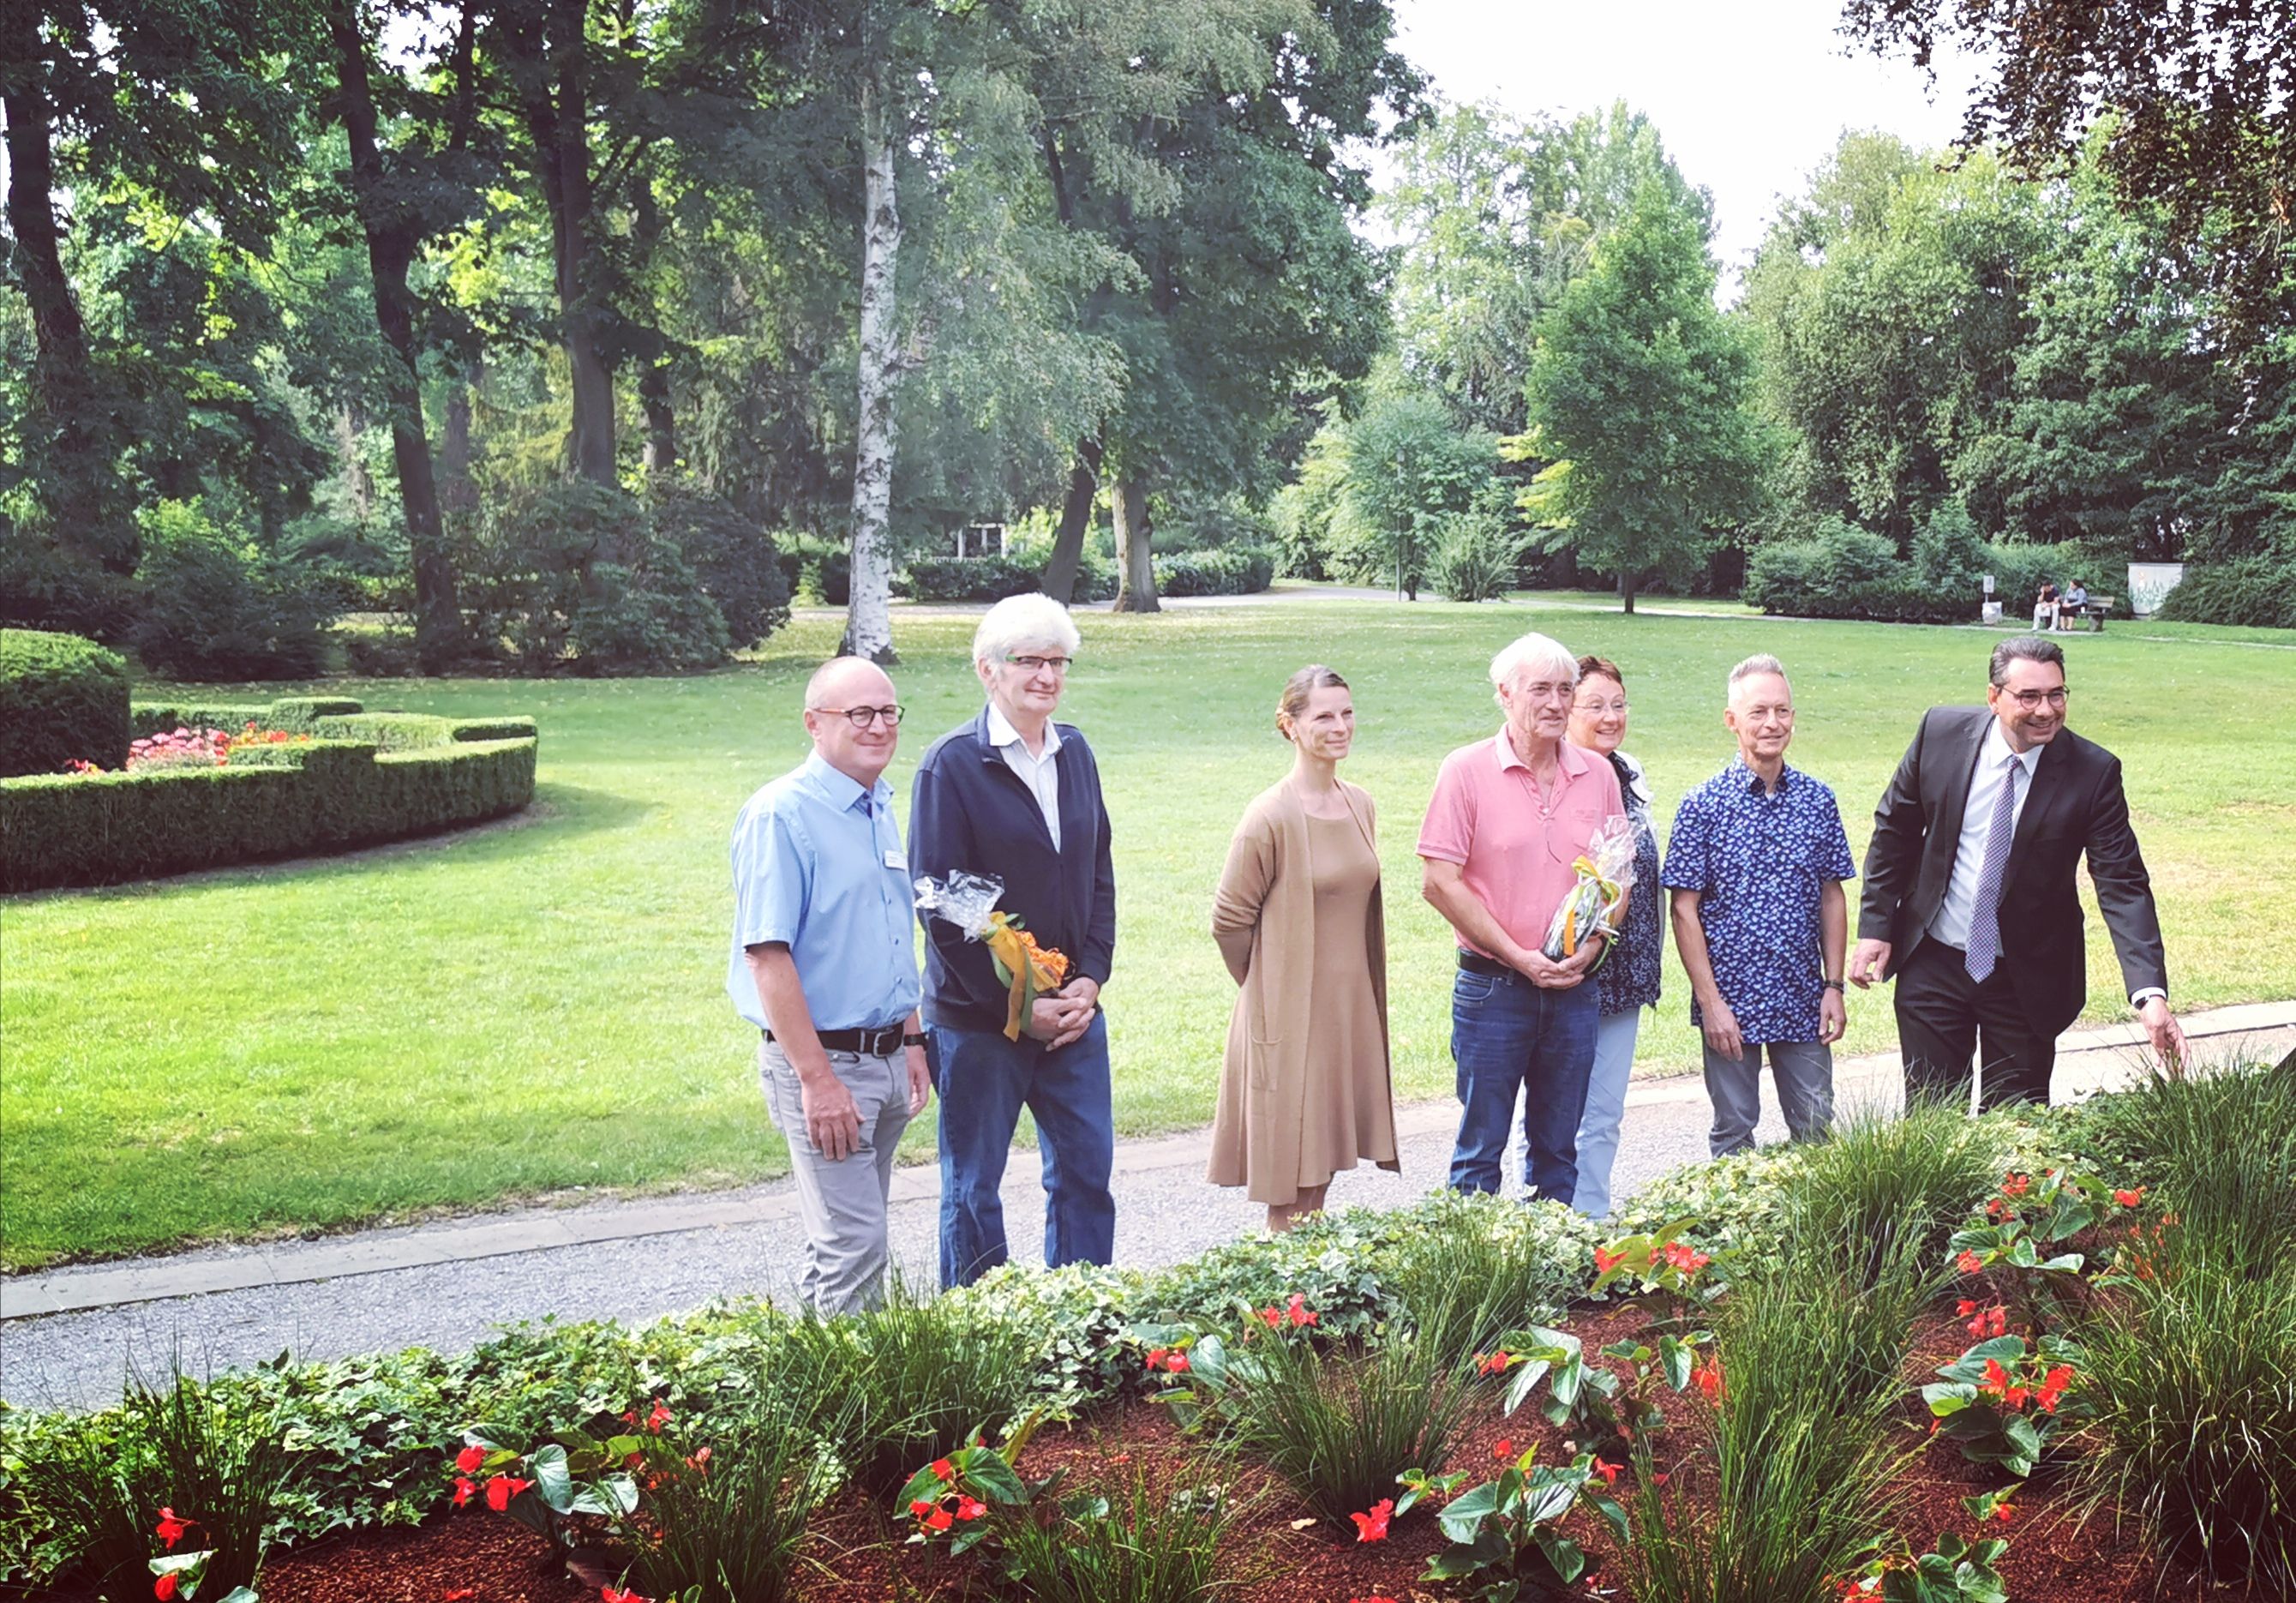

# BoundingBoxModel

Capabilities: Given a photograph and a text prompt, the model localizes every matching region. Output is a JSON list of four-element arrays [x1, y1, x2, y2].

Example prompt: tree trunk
[[842, 74, 902, 663], [1039, 436, 1103, 603], [330, 0, 465, 670], [334, 401, 376, 520], [440, 369, 479, 514], [510, 0, 614, 485], [2, 39, 132, 571], [1619, 567, 1636, 615], [640, 362, 677, 474], [1111, 478, 1159, 612]]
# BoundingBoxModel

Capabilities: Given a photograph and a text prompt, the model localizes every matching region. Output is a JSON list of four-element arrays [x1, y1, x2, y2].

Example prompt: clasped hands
[[1508, 934, 1606, 990], [1024, 976, 1100, 1049]]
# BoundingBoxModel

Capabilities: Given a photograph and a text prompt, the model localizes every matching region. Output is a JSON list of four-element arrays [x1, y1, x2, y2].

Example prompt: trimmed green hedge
[[2, 699, 537, 892], [1743, 516, 2098, 626], [1153, 545, 1275, 597], [0, 629, 131, 777], [898, 555, 1116, 603]]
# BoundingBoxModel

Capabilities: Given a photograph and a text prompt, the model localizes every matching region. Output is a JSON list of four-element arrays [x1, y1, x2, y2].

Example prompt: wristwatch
[[902, 1032, 926, 1048], [1821, 979, 1845, 992]]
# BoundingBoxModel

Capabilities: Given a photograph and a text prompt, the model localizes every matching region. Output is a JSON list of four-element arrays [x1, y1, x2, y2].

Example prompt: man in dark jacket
[[1849, 636, 2186, 1109], [910, 593, 1117, 1288]]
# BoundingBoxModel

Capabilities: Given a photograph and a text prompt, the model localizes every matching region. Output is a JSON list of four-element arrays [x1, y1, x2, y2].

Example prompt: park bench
[[2059, 595, 2115, 632]]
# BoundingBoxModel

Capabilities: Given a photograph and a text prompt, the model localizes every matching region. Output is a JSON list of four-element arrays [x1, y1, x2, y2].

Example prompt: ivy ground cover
[[5, 602, 2295, 1265]]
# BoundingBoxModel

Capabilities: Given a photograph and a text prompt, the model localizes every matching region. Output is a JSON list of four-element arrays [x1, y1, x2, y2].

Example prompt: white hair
[[1489, 632, 1579, 692], [1727, 652, 1790, 699], [973, 592, 1081, 667]]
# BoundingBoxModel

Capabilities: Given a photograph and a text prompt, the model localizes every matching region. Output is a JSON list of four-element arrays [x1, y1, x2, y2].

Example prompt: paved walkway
[[3, 1005, 2288, 1410]]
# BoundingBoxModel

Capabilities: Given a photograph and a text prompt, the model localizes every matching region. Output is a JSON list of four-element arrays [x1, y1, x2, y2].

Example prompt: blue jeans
[[1448, 967, 1599, 1205], [1573, 1007, 1642, 1220], [928, 1013, 1116, 1288]]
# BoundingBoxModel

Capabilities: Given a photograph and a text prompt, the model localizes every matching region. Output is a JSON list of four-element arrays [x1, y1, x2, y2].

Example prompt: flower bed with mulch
[[9, 1060, 2293, 1603]]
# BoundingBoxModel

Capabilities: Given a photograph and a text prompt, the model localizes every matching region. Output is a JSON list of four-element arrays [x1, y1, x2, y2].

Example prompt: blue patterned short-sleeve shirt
[[1660, 759, 1855, 1044]]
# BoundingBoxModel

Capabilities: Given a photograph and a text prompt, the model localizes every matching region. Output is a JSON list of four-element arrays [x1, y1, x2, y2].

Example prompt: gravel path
[[5, 1013, 2287, 1411]]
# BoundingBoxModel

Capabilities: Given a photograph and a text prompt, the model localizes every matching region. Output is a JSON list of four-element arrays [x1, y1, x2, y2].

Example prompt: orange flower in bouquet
[[915, 874, 1073, 1041]]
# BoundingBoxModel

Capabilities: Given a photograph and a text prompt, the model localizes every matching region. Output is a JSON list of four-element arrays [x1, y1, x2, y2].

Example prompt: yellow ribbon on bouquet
[[982, 911, 1072, 1042], [1552, 855, 1625, 958]]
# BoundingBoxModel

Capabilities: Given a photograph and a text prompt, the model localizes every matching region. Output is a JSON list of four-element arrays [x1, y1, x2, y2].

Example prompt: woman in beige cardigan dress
[[1209, 666, 1399, 1232]]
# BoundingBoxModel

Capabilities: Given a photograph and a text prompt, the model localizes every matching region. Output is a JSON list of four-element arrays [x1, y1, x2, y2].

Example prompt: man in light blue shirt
[[728, 656, 928, 1312]]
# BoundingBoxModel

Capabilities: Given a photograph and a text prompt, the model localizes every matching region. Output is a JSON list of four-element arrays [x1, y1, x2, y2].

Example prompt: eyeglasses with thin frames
[[1005, 654, 1073, 675], [813, 704, 904, 729], [2004, 687, 2071, 710]]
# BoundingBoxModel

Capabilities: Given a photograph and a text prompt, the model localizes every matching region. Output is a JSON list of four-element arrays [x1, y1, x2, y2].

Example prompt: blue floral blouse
[[1597, 748, 1664, 1018]]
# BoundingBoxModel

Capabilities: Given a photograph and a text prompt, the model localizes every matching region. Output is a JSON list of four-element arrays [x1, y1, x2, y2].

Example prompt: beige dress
[[1208, 780, 1399, 1205]]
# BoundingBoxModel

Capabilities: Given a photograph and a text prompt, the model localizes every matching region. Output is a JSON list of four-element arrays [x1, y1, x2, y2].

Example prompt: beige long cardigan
[[1207, 777, 1398, 1204]]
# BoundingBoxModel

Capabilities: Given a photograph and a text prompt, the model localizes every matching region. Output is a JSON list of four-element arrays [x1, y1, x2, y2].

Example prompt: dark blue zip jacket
[[908, 707, 1117, 1034]]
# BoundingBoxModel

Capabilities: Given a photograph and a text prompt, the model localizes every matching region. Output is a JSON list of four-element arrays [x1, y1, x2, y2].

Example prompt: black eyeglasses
[[1005, 654, 1073, 674], [814, 704, 904, 729], [2003, 687, 2070, 711]]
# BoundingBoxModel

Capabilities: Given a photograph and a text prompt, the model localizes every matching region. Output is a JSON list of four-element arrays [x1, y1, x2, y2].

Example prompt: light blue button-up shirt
[[727, 751, 921, 1031]]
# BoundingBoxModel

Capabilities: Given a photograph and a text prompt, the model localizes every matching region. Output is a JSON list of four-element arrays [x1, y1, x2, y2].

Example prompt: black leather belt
[[1458, 951, 1514, 980], [766, 1025, 905, 1055]]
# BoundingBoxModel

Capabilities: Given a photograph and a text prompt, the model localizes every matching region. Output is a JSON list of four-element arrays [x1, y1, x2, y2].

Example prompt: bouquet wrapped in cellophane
[[914, 871, 1071, 1042], [1542, 814, 1637, 963]]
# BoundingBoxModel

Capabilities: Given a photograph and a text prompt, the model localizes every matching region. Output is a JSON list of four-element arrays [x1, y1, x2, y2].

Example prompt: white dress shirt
[[1931, 720, 2041, 952], [1930, 718, 2164, 1006], [986, 702, 1063, 850]]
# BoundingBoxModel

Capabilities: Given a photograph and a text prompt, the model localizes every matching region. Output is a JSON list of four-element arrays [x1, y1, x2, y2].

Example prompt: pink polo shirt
[[1417, 731, 1625, 959]]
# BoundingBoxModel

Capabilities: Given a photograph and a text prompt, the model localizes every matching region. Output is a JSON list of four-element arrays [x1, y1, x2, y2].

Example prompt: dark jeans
[[1448, 966, 1599, 1205], [927, 1012, 1116, 1289], [1895, 936, 2059, 1111]]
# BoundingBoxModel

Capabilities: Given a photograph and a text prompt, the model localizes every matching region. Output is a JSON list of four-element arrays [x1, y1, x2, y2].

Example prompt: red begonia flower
[[455, 1444, 485, 1474], [1592, 1456, 1621, 1486], [453, 1476, 476, 1507], [2113, 1188, 2143, 1207], [1956, 1251, 1985, 1274], [926, 1507, 954, 1533], [1349, 1498, 1394, 1542], [1593, 1246, 1626, 1275], [153, 1575, 178, 1601], [154, 1508, 193, 1549], [954, 1495, 986, 1521]]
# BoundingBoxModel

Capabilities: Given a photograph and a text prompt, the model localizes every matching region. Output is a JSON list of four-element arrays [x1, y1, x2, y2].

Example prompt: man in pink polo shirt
[[1419, 631, 1624, 1204]]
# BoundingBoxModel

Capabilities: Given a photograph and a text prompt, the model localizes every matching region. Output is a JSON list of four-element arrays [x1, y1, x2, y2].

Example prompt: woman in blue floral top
[[1567, 657, 1663, 1219]]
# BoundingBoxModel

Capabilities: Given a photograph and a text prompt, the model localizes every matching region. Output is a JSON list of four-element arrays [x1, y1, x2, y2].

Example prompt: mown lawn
[[5, 599, 2293, 1268]]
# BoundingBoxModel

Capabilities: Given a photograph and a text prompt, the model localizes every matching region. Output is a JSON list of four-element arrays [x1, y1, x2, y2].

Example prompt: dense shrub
[[1427, 510, 1529, 602], [0, 525, 138, 643], [1151, 545, 1274, 597], [0, 628, 131, 776], [462, 482, 765, 674], [647, 478, 793, 650], [2155, 553, 2296, 628], [1743, 508, 2094, 625], [899, 555, 1114, 603], [1, 699, 537, 891], [130, 525, 339, 680]]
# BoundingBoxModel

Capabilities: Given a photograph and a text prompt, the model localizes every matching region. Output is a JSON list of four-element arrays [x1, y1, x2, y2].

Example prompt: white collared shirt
[[986, 702, 1063, 850], [1931, 719, 2041, 951]]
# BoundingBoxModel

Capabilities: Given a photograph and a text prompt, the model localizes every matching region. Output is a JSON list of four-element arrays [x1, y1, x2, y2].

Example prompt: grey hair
[[1489, 632, 1579, 693], [1728, 652, 1790, 698], [972, 592, 1081, 668], [1989, 635, 2065, 687]]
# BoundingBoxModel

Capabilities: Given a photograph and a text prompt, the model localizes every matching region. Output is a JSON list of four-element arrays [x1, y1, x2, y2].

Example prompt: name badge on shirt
[[884, 849, 908, 871]]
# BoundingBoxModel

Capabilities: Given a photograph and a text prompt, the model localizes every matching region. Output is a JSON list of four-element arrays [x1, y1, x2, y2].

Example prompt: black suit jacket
[[1858, 705, 2168, 1037]]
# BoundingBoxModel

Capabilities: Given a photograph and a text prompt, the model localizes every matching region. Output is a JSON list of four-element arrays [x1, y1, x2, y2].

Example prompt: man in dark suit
[[1849, 636, 2186, 1108]]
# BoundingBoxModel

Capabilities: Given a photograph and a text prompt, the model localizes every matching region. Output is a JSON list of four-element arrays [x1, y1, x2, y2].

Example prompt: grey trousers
[[1703, 1039, 1834, 1158], [758, 1040, 912, 1314]]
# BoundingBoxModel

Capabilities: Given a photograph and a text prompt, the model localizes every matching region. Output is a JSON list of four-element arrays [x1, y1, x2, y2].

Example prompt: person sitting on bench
[[2031, 581, 2059, 633], [2059, 578, 2089, 628]]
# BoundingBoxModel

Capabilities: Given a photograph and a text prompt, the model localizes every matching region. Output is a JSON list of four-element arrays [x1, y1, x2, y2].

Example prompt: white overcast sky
[[1388, 0, 1987, 288]]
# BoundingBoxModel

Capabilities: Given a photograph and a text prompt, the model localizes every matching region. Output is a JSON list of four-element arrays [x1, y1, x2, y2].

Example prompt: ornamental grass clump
[[2086, 1055, 2296, 1270], [616, 1402, 846, 1603], [1787, 1100, 2006, 1288], [1622, 1244, 1920, 1603], [770, 1288, 1036, 1496], [9, 1364, 295, 1597], [992, 1473, 1235, 1603], [1173, 1306, 1476, 1533], [1382, 1219, 1577, 1366], [2071, 1114, 2296, 1590]]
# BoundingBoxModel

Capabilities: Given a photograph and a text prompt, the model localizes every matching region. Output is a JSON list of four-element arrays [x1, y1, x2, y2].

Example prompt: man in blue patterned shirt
[[1662, 654, 1855, 1156]]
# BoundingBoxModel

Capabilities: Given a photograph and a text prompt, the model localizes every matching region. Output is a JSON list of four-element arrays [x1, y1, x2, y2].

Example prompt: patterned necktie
[[1964, 753, 2023, 983]]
